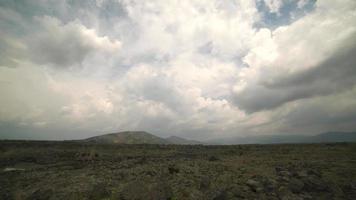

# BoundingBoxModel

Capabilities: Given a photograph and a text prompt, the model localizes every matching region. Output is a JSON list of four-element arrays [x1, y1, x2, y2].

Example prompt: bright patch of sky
[[256, 0, 317, 29]]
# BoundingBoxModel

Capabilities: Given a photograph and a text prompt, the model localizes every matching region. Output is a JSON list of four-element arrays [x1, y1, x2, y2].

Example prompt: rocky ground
[[1, 141, 356, 199]]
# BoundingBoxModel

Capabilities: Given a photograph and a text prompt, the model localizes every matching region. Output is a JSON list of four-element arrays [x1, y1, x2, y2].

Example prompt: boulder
[[289, 178, 304, 193], [246, 179, 263, 193], [277, 186, 303, 200], [303, 175, 329, 192]]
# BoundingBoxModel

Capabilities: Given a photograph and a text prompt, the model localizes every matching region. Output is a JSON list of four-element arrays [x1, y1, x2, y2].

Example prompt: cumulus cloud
[[1, 0, 356, 140], [234, 44, 356, 112], [297, 0, 310, 8], [233, 0, 356, 112], [28, 16, 121, 68]]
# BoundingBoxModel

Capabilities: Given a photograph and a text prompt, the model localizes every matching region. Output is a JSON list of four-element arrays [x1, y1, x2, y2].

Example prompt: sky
[[0, 0, 356, 141]]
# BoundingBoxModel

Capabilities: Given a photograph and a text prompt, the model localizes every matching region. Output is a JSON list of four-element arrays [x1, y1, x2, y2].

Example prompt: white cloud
[[263, 0, 283, 14], [119, 0, 259, 63], [297, 0, 309, 8], [1, 0, 356, 140], [233, 0, 356, 112]]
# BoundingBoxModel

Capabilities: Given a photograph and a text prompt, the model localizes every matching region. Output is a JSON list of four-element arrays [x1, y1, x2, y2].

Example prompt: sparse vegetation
[[1, 141, 356, 199]]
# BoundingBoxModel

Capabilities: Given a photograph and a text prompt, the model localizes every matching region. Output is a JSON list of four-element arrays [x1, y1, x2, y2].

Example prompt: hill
[[311, 131, 356, 143], [84, 131, 169, 144], [83, 131, 356, 145], [165, 136, 202, 145], [208, 131, 356, 144]]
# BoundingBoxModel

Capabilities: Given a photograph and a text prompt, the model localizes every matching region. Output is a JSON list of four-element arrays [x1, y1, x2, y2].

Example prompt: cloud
[[263, 0, 283, 14], [118, 0, 259, 64], [297, 0, 310, 8], [276, 86, 356, 134], [29, 16, 121, 68], [234, 44, 356, 112], [1, 0, 356, 140], [233, 0, 356, 112]]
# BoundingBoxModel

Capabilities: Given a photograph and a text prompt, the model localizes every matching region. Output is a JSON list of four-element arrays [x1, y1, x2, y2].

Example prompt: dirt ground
[[1, 141, 356, 199]]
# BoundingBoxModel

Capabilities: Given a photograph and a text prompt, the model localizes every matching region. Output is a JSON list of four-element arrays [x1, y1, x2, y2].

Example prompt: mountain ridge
[[208, 131, 356, 145], [83, 131, 201, 145], [82, 131, 356, 145], [165, 135, 202, 145], [84, 131, 169, 144]]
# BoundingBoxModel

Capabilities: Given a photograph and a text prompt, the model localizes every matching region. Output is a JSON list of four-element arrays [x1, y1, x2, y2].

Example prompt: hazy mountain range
[[83, 131, 201, 145], [82, 131, 356, 145], [208, 131, 356, 145]]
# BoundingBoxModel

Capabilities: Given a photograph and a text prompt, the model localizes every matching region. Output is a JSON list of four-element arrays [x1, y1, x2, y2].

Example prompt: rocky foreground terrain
[[1, 141, 356, 200]]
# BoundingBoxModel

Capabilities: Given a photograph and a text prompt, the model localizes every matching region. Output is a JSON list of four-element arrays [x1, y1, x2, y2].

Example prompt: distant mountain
[[83, 131, 356, 145], [84, 131, 169, 144], [83, 131, 202, 145], [312, 131, 356, 143], [208, 135, 308, 145], [208, 131, 356, 145], [165, 136, 202, 145]]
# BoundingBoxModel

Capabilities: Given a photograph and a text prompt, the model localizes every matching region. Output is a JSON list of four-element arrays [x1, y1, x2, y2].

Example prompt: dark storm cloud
[[234, 41, 356, 113], [27, 16, 121, 68], [29, 22, 93, 67], [281, 88, 356, 133]]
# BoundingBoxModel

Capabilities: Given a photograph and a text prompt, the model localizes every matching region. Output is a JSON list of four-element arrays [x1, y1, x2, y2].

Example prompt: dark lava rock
[[208, 155, 220, 161], [89, 183, 111, 199], [280, 194, 304, 200], [289, 178, 304, 193], [296, 170, 308, 178], [28, 188, 53, 200], [229, 185, 248, 198], [246, 179, 263, 193], [264, 178, 278, 193], [168, 166, 179, 174], [299, 193, 313, 200], [303, 175, 329, 192], [342, 182, 356, 199], [307, 169, 321, 178], [199, 176, 211, 190], [213, 190, 229, 200], [277, 186, 304, 200], [275, 166, 284, 172], [246, 176, 278, 194], [121, 181, 172, 200], [279, 170, 291, 178]]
